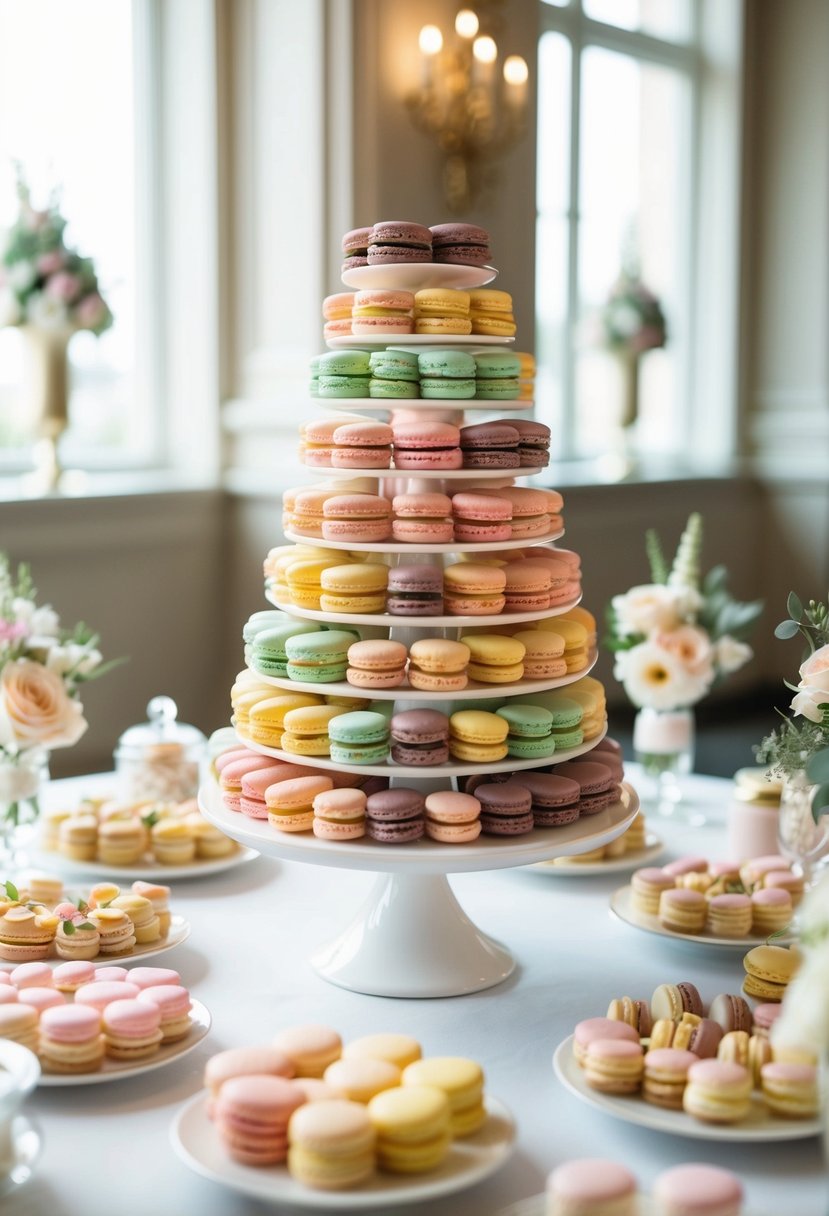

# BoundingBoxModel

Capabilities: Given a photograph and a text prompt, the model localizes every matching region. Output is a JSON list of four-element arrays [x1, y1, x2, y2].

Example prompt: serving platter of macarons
[[529, 833, 664, 876], [31, 844, 259, 883], [609, 851, 801, 948], [282, 527, 564, 555], [266, 592, 585, 633], [317, 461, 545, 480], [552, 1032, 820, 1142], [326, 333, 514, 348], [317, 396, 531, 412], [172, 1022, 516, 1209]]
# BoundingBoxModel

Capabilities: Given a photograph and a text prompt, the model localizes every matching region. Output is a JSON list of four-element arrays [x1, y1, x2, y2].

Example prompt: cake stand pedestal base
[[310, 872, 514, 999]]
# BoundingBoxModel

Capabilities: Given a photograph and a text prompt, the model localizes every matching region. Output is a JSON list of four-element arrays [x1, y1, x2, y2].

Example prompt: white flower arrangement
[[773, 870, 829, 1053], [0, 554, 119, 828], [606, 514, 762, 711]]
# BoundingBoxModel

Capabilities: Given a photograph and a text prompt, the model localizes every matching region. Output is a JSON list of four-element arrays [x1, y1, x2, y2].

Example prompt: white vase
[[633, 706, 697, 820]]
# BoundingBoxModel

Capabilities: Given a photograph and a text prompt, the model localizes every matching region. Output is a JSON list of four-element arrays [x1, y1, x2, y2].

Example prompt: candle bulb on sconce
[[407, 4, 530, 213]]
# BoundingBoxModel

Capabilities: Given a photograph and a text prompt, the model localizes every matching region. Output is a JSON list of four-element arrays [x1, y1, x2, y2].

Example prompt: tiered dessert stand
[[200, 260, 638, 999]]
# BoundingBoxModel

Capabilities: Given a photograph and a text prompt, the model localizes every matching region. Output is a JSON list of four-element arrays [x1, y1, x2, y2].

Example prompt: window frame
[[537, 0, 742, 467]]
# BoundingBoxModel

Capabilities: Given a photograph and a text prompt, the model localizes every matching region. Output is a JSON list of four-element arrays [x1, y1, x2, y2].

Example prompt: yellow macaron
[[282, 705, 347, 756], [460, 634, 526, 684], [367, 1085, 452, 1173], [401, 1056, 486, 1136], [448, 711, 509, 762], [320, 564, 389, 613]]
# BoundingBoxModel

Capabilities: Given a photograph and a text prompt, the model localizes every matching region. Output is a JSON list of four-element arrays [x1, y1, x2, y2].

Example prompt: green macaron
[[474, 351, 521, 378], [417, 350, 476, 378], [249, 622, 322, 677], [369, 377, 420, 399], [550, 725, 585, 750], [420, 377, 475, 399], [320, 351, 372, 375], [507, 734, 556, 759], [329, 709, 390, 764], [496, 704, 554, 737], [475, 378, 520, 400], [369, 350, 420, 381]]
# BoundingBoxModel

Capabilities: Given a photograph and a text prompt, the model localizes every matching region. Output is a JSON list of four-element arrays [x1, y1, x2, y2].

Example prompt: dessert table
[[5, 767, 826, 1216]]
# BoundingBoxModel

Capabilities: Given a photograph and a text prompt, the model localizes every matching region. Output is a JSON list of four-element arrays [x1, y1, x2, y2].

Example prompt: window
[[536, 0, 702, 465], [0, 0, 159, 469]]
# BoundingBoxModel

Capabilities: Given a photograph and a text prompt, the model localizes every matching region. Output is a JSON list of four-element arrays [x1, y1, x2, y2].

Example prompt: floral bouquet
[[607, 513, 762, 712], [598, 268, 667, 360], [756, 594, 829, 824], [771, 869, 829, 1055], [0, 173, 111, 334], [0, 554, 116, 831]]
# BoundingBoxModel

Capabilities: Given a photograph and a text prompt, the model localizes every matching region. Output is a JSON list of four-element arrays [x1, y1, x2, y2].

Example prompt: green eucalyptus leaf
[[4, 880, 19, 901], [806, 748, 829, 784], [811, 781, 829, 824], [787, 591, 804, 622], [703, 565, 729, 595], [775, 619, 801, 640], [62, 920, 76, 935]]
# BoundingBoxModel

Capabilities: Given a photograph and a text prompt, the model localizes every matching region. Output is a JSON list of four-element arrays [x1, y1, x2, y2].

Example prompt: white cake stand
[[200, 780, 638, 999], [227, 284, 634, 998]]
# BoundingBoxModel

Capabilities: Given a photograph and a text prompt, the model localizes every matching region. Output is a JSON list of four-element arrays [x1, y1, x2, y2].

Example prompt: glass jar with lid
[[114, 696, 207, 804], [728, 766, 782, 860]]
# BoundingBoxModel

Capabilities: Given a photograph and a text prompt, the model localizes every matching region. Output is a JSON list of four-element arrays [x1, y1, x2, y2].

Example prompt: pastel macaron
[[546, 1159, 638, 1216], [320, 564, 388, 614], [476, 782, 534, 836], [423, 792, 481, 843], [322, 494, 393, 544], [39, 1004, 105, 1074], [452, 493, 513, 543], [443, 563, 506, 615], [430, 222, 491, 266], [102, 998, 164, 1060], [365, 788, 425, 844], [387, 565, 444, 616], [652, 1163, 744, 1216], [216, 1074, 306, 1164], [682, 1058, 752, 1123], [401, 1056, 486, 1136], [347, 640, 408, 689], [573, 1016, 639, 1065], [391, 709, 450, 766], [521, 772, 581, 826], [272, 1024, 343, 1078], [331, 421, 393, 469], [205, 1045, 296, 1100], [448, 710, 509, 762], [392, 422, 462, 471], [461, 634, 525, 684], [288, 1098, 376, 1190], [351, 289, 415, 336], [368, 1084, 451, 1173], [407, 639, 470, 691], [313, 788, 367, 842], [460, 422, 520, 469], [328, 711, 390, 765], [267, 774, 335, 831], [367, 221, 432, 265], [392, 493, 454, 544]]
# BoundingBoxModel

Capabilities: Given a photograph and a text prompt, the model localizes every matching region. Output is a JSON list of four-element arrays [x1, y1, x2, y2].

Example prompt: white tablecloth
[[5, 768, 826, 1216]]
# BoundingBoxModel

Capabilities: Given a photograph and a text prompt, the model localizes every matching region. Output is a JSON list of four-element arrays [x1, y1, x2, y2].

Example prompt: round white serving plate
[[283, 527, 564, 555], [340, 263, 498, 291], [609, 884, 796, 949], [233, 724, 605, 780], [28, 844, 258, 882], [172, 1090, 515, 1209], [199, 779, 635, 998], [304, 463, 545, 481], [552, 1036, 820, 1142], [267, 590, 584, 631], [527, 833, 664, 876], [38, 998, 211, 1087], [326, 335, 515, 349], [0, 914, 190, 973], [246, 651, 597, 703], [315, 398, 533, 412]]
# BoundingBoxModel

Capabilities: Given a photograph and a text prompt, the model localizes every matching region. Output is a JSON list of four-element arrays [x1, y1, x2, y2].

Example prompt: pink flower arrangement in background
[[606, 514, 762, 711], [0, 171, 112, 335], [0, 554, 118, 826]]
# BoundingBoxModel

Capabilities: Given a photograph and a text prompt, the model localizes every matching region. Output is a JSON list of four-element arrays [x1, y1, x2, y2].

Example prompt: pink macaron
[[322, 494, 393, 543], [93, 966, 130, 984], [53, 960, 97, 993], [215, 1074, 305, 1165], [392, 422, 462, 470], [75, 981, 141, 1012], [653, 1162, 743, 1216], [40, 1002, 102, 1043], [451, 493, 513, 543], [102, 997, 163, 1043], [18, 986, 66, 1014], [312, 788, 367, 842], [240, 764, 292, 819], [0, 987, 19, 1005], [127, 966, 182, 990], [10, 961, 54, 989], [351, 289, 415, 336], [663, 855, 709, 877], [331, 421, 394, 469], [546, 1159, 637, 1213], [392, 492, 454, 544], [423, 791, 481, 844]]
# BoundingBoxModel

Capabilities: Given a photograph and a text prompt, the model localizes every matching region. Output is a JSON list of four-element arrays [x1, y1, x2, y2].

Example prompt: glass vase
[[777, 769, 829, 886], [0, 751, 49, 873], [633, 706, 700, 822]]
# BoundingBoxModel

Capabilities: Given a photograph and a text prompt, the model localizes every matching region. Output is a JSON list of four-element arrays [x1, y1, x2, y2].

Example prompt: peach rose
[[0, 659, 87, 751], [799, 644, 829, 694]]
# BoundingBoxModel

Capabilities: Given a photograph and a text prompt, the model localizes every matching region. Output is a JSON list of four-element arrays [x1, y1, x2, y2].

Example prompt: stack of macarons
[[309, 350, 536, 402], [205, 1022, 489, 1187]]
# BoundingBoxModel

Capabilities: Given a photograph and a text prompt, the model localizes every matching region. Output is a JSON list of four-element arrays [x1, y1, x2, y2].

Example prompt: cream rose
[[611, 584, 686, 636], [799, 644, 829, 694], [0, 659, 87, 750], [652, 624, 714, 679]]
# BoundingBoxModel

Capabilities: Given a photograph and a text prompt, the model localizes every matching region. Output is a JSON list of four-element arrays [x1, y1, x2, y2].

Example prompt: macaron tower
[[207, 218, 633, 1005]]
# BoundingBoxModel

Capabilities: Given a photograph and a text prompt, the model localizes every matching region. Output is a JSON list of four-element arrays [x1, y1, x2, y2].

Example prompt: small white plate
[[529, 834, 664, 876], [326, 335, 515, 349], [0, 914, 191, 971], [38, 997, 211, 1086], [609, 885, 796, 948], [552, 1036, 819, 1142], [283, 527, 563, 555], [171, 1090, 515, 1209], [28, 844, 258, 882], [340, 264, 498, 291]]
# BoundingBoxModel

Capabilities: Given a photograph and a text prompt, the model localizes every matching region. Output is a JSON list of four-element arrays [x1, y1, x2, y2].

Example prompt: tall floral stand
[[19, 325, 73, 496]]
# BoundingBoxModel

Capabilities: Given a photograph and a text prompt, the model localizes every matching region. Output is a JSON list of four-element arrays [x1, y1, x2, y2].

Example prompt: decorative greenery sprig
[[755, 591, 829, 822]]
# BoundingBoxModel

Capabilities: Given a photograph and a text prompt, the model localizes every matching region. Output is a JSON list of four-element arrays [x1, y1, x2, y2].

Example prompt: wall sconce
[[406, 5, 529, 214]]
